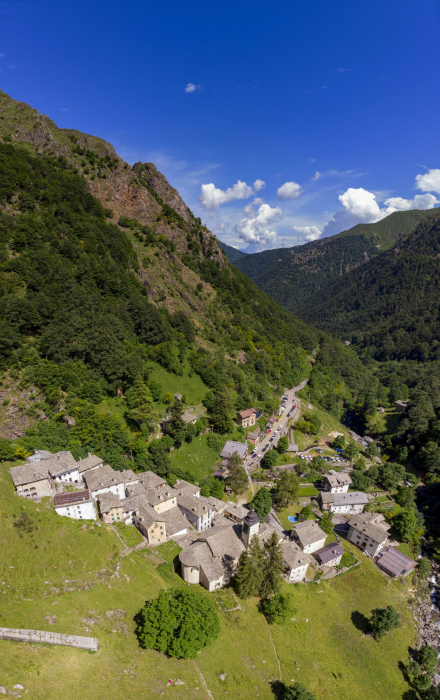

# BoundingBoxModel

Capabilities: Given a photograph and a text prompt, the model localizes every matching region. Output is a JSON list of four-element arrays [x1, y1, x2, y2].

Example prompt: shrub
[[261, 593, 296, 624]]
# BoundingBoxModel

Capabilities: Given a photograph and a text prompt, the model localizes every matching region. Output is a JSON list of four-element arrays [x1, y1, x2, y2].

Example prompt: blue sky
[[1, 0, 440, 251]]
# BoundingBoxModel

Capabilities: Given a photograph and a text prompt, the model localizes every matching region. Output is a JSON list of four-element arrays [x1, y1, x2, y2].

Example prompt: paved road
[[244, 380, 308, 499]]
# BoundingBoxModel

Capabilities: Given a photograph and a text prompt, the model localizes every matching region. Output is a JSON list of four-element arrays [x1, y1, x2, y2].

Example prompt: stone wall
[[0, 627, 98, 652]]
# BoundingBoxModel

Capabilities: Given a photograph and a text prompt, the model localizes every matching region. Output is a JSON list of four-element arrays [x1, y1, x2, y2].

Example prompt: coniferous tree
[[169, 396, 186, 444], [210, 387, 234, 433], [260, 531, 284, 599], [369, 605, 400, 639], [226, 452, 248, 494], [236, 536, 264, 598], [126, 376, 157, 430], [251, 488, 273, 521]]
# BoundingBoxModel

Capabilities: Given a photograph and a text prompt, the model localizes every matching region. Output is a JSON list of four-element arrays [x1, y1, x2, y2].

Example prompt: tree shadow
[[269, 679, 285, 699], [401, 691, 418, 700], [351, 610, 370, 633], [398, 660, 410, 684]]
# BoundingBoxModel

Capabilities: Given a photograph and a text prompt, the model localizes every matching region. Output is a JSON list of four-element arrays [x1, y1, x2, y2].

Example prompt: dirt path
[[194, 661, 214, 700], [265, 618, 282, 680]]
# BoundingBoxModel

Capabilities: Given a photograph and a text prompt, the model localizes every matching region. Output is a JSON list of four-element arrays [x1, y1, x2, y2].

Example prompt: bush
[[261, 449, 278, 469], [369, 605, 400, 639], [297, 505, 313, 522], [207, 433, 224, 452], [283, 682, 316, 700], [136, 588, 220, 659]]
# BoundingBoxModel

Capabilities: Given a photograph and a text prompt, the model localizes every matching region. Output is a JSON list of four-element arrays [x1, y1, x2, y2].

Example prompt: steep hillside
[[217, 240, 249, 263], [0, 91, 379, 467], [298, 210, 440, 362], [234, 209, 436, 313]]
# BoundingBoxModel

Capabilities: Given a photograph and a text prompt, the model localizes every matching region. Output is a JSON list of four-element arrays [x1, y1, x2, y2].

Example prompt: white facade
[[91, 482, 125, 501], [52, 466, 81, 485], [55, 499, 96, 520], [286, 562, 309, 582], [329, 502, 365, 515], [302, 538, 326, 554]]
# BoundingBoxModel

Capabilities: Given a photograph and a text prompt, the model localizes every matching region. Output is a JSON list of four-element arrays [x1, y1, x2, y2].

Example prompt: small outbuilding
[[375, 546, 417, 578], [314, 542, 344, 568]]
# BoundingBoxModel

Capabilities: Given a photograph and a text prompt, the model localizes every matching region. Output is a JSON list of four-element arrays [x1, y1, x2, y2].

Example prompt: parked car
[[325, 441, 331, 446]]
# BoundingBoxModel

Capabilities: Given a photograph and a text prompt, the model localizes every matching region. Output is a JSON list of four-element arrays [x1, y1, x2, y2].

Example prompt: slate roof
[[177, 494, 214, 517], [322, 491, 369, 506], [220, 441, 248, 459], [282, 541, 311, 570], [174, 479, 200, 497], [223, 501, 249, 521], [264, 509, 285, 533], [258, 522, 282, 545], [292, 520, 327, 547], [322, 470, 352, 488], [314, 542, 344, 565], [26, 450, 53, 463], [136, 471, 166, 490], [76, 455, 104, 474], [200, 525, 245, 560], [54, 490, 91, 508], [179, 542, 225, 582], [10, 462, 50, 487], [376, 546, 417, 577], [160, 507, 189, 536], [349, 513, 390, 544], [44, 452, 76, 477], [145, 486, 178, 507], [206, 496, 227, 514], [136, 503, 165, 529], [97, 492, 122, 512], [83, 465, 125, 492], [120, 469, 138, 484]]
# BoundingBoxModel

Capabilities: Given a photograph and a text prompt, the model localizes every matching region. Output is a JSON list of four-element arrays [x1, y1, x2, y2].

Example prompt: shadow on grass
[[351, 611, 370, 633], [269, 679, 285, 699]]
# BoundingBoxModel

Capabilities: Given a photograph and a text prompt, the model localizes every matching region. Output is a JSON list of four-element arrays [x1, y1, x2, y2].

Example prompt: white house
[[291, 520, 327, 554], [322, 470, 352, 493], [54, 490, 96, 520], [46, 452, 81, 485], [83, 464, 126, 500], [281, 541, 311, 582], [346, 513, 390, 556], [320, 491, 369, 515], [177, 494, 216, 531]]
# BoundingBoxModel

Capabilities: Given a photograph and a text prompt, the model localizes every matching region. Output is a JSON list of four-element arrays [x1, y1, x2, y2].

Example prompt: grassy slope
[[0, 462, 415, 700]]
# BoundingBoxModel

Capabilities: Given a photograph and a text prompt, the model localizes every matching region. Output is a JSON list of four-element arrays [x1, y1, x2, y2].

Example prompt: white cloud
[[293, 225, 322, 241], [60, 108, 68, 112], [0, 54, 5, 58], [415, 169, 440, 195], [184, 83, 202, 93], [384, 193, 438, 213], [253, 179, 265, 192], [312, 171, 321, 181], [338, 68, 352, 73], [339, 187, 384, 223], [277, 181, 302, 200], [235, 202, 282, 244], [198, 180, 253, 210]]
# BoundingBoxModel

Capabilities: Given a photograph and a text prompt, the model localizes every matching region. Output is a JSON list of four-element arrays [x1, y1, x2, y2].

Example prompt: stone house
[[291, 520, 327, 554], [177, 494, 216, 531], [247, 431, 260, 446], [54, 490, 96, 521], [314, 542, 344, 568], [395, 400, 410, 413], [346, 512, 390, 556], [281, 541, 311, 582], [83, 464, 126, 500], [76, 454, 104, 478], [146, 486, 178, 514], [9, 462, 53, 500], [46, 452, 80, 485], [223, 501, 249, 524], [236, 409, 256, 428], [133, 504, 167, 544], [174, 479, 201, 498], [97, 492, 125, 524], [321, 470, 352, 493], [320, 491, 369, 515]]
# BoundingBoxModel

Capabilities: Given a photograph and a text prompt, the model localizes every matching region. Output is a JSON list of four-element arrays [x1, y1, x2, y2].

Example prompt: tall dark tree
[[251, 488, 273, 521], [226, 453, 248, 494], [369, 605, 400, 639], [125, 376, 157, 430], [260, 531, 284, 599], [236, 536, 264, 598], [168, 396, 186, 444], [210, 387, 234, 434], [283, 682, 316, 700]]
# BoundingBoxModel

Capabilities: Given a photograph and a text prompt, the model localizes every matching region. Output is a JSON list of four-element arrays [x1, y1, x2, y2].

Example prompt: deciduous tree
[[273, 471, 299, 510], [251, 488, 273, 521], [369, 605, 400, 639]]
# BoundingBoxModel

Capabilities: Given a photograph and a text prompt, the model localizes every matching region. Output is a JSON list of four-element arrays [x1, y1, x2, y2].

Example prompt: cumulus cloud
[[384, 193, 438, 213], [198, 180, 253, 210], [312, 171, 321, 181], [339, 187, 384, 223], [185, 83, 202, 93], [253, 179, 265, 192], [235, 202, 282, 244], [415, 169, 440, 195], [277, 181, 302, 200], [293, 225, 322, 241]]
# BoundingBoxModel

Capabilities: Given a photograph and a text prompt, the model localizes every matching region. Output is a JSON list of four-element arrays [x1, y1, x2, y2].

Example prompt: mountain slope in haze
[[217, 240, 249, 263], [0, 90, 378, 450], [298, 210, 440, 362], [234, 209, 437, 313]]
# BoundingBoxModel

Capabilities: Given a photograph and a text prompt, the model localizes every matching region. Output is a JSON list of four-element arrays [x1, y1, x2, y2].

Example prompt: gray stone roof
[[322, 491, 369, 506], [264, 509, 285, 533], [136, 503, 165, 530], [145, 486, 178, 507], [137, 471, 166, 490], [292, 520, 327, 547], [177, 494, 214, 517], [174, 479, 200, 497], [83, 465, 125, 492], [323, 470, 352, 488], [45, 452, 76, 477], [10, 462, 50, 487], [258, 522, 282, 545], [223, 501, 249, 521], [282, 541, 311, 570], [97, 492, 122, 512], [77, 454, 104, 474], [349, 513, 390, 544], [26, 450, 53, 463], [179, 542, 225, 582], [160, 507, 190, 536], [120, 469, 138, 484], [206, 496, 227, 514], [200, 525, 245, 560], [125, 483, 147, 498]]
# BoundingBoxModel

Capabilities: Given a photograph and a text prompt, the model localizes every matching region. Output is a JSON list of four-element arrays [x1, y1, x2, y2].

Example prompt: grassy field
[[0, 460, 417, 700], [112, 522, 144, 547], [169, 432, 220, 481], [148, 360, 209, 408]]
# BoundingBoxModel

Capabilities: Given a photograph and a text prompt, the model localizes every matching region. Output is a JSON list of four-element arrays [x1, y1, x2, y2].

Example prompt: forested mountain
[[299, 210, 440, 362], [0, 89, 377, 454], [233, 209, 436, 313], [217, 240, 249, 263]]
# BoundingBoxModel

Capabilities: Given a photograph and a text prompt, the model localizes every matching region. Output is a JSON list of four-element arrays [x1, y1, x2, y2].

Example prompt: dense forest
[[232, 208, 435, 313]]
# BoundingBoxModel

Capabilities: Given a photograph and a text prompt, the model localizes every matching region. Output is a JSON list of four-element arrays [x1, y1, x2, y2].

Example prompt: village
[[8, 390, 424, 594]]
